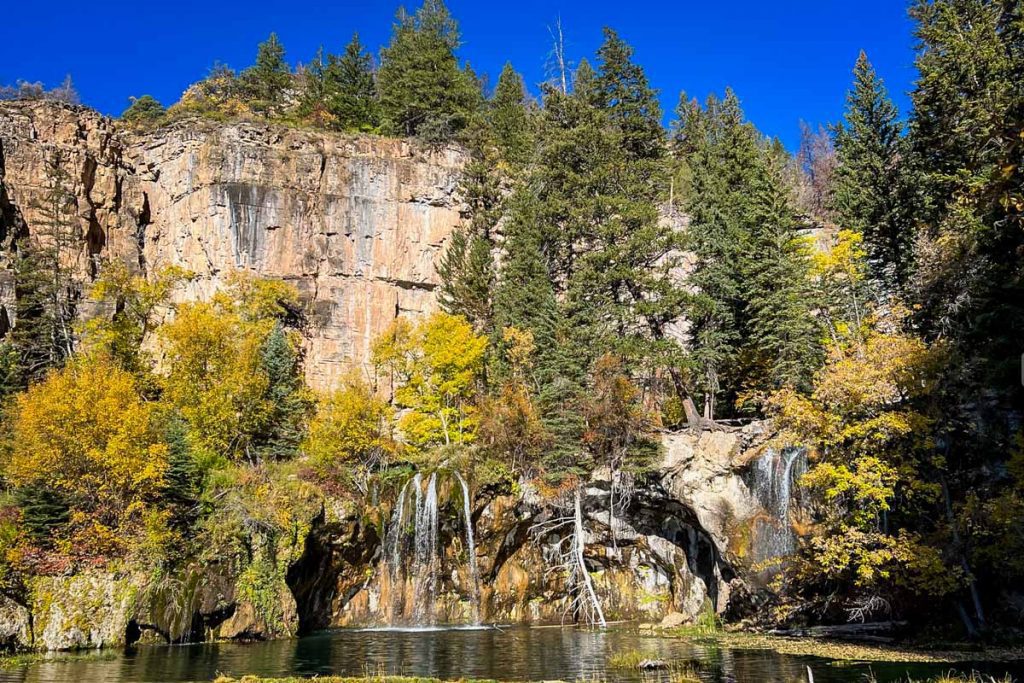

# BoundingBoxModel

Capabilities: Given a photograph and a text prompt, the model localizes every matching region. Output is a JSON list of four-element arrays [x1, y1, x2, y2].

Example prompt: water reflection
[[0, 627, 1020, 683]]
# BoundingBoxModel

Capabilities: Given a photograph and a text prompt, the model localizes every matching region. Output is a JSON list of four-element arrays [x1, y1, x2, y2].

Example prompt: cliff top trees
[[243, 33, 291, 117], [377, 0, 481, 142], [326, 34, 379, 131], [121, 95, 166, 128]]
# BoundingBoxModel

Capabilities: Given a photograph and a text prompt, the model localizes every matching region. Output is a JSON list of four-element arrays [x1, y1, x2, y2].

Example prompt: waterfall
[[454, 471, 481, 624], [412, 472, 439, 623], [750, 447, 807, 562], [383, 470, 480, 626]]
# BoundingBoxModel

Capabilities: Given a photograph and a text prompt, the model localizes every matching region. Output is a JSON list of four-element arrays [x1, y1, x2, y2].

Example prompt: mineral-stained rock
[[0, 100, 464, 389]]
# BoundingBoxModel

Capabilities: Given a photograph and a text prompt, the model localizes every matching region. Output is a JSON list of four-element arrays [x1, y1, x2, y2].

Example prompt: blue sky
[[1, 0, 917, 149]]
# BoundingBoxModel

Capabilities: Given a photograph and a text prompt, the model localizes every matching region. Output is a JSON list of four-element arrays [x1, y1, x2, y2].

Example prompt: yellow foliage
[[158, 273, 303, 466], [765, 306, 947, 597], [373, 313, 486, 453], [304, 376, 396, 485], [3, 357, 168, 556], [159, 301, 270, 466], [84, 262, 190, 379]]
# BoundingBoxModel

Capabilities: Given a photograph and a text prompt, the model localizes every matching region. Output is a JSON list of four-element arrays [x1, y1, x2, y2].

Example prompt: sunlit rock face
[[0, 100, 464, 389]]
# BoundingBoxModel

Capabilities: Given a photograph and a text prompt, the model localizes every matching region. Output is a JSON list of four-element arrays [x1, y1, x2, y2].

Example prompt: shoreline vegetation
[[665, 630, 1024, 664]]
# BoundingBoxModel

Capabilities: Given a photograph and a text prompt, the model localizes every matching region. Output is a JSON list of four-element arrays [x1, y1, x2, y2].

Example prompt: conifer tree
[[243, 33, 291, 117], [10, 151, 81, 385], [377, 0, 480, 142], [325, 34, 379, 131], [743, 143, 821, 393], [831, 52, 909, 288], [679, 90, 760, 418], [489, 63, 534, 167]]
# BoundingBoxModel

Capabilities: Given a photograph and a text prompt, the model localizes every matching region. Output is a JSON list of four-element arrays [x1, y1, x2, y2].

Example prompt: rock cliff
[[0, 100, 463, 387]]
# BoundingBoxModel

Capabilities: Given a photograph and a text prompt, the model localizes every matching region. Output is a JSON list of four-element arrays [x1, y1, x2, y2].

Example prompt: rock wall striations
[[0, 100, 463, 388]]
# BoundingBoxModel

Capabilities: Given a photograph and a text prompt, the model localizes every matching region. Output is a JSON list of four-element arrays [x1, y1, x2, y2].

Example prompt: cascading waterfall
[[454, 471, 481, 624], [750, 447, 807, 562], [382, 470, 480, 626], [412, 472, 439, 623]]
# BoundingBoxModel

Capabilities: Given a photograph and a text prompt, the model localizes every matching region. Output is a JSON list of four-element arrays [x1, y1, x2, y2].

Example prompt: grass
[[607, 647, 653, 669], [663, 630, 1024, 664], [668, 600, 722, 638], [0, 649, 118, 669]]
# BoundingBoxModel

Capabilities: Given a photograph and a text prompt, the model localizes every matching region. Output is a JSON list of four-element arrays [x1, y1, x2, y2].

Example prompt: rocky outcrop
[[0, 100, 463, 388], [293, 426, 778, 631]]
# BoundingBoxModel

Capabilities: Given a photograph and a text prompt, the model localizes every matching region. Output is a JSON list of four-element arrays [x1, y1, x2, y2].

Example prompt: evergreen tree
[[489, 63, 534, 166], [10, 151, 81, 385], [909, 0, 1023, 386], [324, 34, 380, 131], [436, 227, 494, 330], [121, 95, 166, 127], [377, 0, 480, 142], [831, 52, 910, 288], [14, 485, 70, 546], [254, 324, 310, 460], [298, 47, 333, 126], [243, 33, 291, 117], [678, 90, 760, 418], [743, 143, 821, 393]]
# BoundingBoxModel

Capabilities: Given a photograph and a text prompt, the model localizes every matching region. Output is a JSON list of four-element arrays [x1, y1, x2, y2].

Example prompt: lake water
[[0, 626, 1021, 683]]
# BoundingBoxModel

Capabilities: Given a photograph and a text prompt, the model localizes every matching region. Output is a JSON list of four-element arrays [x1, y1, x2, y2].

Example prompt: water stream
[[383, 470, 479, 626], [454, 471, 481, 624]]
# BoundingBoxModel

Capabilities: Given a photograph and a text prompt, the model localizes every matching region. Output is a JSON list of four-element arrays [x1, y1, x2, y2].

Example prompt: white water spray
[[454, 471, 481, 624]]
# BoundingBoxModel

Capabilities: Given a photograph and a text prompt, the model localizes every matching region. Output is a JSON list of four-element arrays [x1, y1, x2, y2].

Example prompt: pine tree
[[10, 151, 81, 385], [325, 34, 379, 131], [243, 33, 291, 117], [489, 63, 534, 166], [377, 0, 481, 142], [743, 143, 821, 393], [679, 90, 761, 418], [831, 52, 909, 288]]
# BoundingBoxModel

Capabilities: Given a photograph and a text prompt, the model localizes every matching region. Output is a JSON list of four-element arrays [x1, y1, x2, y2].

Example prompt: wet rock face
[[0, 101, 463, 388], [312, 432, 776, 630]]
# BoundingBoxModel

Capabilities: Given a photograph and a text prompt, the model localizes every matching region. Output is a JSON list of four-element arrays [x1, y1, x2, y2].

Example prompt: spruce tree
[[489, 63, 534, 167], [908, 0, 1024, 408], [377, 0, 480, 142], [325, 34, 379, 131], [255, 324, 310, 460], [679, 90, 760, 418], [831, 52, 909, 288], [243, 33, 291, 117], [743, 143, 821, 393]]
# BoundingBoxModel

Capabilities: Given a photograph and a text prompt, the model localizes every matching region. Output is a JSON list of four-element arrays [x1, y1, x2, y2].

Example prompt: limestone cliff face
[[0, 100, 463, 388]]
